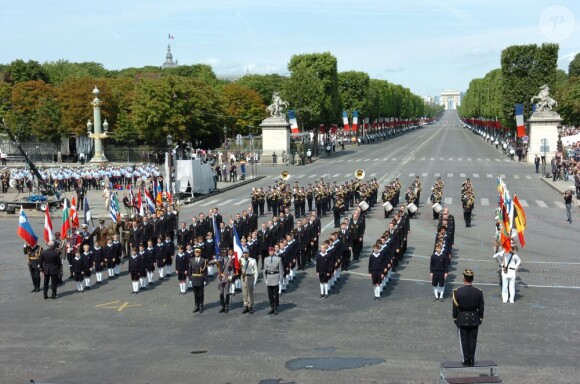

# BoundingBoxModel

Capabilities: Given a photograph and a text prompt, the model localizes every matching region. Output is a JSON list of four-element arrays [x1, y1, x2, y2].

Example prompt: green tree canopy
[[236, 74, 287, 105]]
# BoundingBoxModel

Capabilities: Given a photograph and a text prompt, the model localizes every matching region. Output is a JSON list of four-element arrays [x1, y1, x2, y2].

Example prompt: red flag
[[44, 207, 54, 243], [70, 196, 79, 228]]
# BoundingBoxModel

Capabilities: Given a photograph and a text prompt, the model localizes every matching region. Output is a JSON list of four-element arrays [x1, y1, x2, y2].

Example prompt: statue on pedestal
[[531, 85, 558, 112], [266, 92, 289, 118]]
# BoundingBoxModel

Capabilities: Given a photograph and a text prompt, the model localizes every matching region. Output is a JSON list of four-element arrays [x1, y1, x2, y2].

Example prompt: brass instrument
[[355, 169, 365, 180], [280, 170, 290, 181]]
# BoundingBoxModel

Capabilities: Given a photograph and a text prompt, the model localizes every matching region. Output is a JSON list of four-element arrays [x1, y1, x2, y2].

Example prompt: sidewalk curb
[[540, 177, 567, 194], [180, 176, 267, 206]]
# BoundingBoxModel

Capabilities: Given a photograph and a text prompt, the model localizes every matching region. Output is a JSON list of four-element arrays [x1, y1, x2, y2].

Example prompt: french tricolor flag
[[342, 111, 350, 131], [144, 189, 155, 213], [288, 110, 299, 134], [514, 104, 525, 138], [352, 111, 359, 132]]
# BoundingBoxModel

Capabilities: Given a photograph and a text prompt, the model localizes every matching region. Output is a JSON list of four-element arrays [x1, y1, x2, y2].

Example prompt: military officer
[[189, 247, 207, 313], [240, 249, 257, 314], [452, 269, 484, 367], [24, 242, 43, 293], [218, 249, 235, 313], [264, 246, 283, 315]]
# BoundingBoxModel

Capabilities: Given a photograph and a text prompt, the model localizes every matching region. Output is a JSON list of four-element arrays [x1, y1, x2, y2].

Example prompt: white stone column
[[260, 117, 290, 166], [527, 111, 562, 164]]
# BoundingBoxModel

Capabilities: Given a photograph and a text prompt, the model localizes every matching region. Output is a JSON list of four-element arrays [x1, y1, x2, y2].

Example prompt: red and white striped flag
[[288, 110, 300, 134], [44, 207, 54, 243], [514, 104, 525, 138], [70, 195, 79, 228], [352, 111, 359, 132], [137, 191, 144, 217]]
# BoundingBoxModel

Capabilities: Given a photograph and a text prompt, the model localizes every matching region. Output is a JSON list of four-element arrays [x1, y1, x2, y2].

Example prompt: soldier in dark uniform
[[141, 216, 154, 245], [338, 222, 352, 271], [452, 269, 485, 367], [462, 192, 474, 227], [189, 248, 207, 313], [24, 242, 43, 292], [40, 241, 62, 299], [349, 211, 365, 261]]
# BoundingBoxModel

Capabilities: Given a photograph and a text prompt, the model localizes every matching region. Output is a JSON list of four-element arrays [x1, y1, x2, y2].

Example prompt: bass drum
[[407, 203, 417, 213], [358, 201, 369, 211], [382, 201, 393, 212], [432, 203, 442, 213]]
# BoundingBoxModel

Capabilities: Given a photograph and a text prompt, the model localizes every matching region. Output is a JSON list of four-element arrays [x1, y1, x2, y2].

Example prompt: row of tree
[[0, 53, 441, 147], [459, 43, 580, 129]]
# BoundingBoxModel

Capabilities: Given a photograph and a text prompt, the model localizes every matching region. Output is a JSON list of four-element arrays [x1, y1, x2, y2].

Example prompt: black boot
[[219, 294, 225, 313], [225, 294, 230, 313]]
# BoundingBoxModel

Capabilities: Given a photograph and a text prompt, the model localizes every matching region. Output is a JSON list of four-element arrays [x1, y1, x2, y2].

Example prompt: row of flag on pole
[[496, 177, 527, 253], [18, 183, 175, 247]]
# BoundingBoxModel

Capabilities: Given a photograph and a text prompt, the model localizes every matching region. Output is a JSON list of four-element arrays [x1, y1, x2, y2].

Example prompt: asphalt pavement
[[1, 110, 578, 384]]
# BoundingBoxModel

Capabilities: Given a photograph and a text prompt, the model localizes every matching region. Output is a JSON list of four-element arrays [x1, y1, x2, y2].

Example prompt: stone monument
[[527, 85, 562, 164], [260, 92, 290, 166]]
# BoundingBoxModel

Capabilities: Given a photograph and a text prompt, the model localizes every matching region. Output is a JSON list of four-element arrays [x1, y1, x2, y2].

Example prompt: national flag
[[70, 196, 79, 228], [288, 110, 300, 134], [165, 178, 173, 204], [155, 180, 163, 207], [137, 191, 144, 217], [168, 34, 174, 39], [83, 196, 92, 226], [18, 207, 38, 247], [109, 192, 120, 223], [212, 216, 221, 260], [352, 111, 359, 132], [342, 111, 350, 131], [515, 104, 525, 138], [61, 198, 71, 238], [232, 225, 242, 272], [513, 194, 526, 247], [43, 207, 54, 244], [144, 189, 155, 213]]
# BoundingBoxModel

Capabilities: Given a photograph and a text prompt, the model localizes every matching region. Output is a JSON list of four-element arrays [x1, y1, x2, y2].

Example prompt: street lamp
[[223, 125, 227, 146], [87, 86, 109, 163]]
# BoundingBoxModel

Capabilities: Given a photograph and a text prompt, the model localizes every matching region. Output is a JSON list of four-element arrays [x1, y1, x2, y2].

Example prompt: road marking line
[[409, 173, 415, 177], [536, 200, 548, 208], [434, 173, 440, 177], [430, 158, 435, 161], [486, 174, 493, 178], [525, 175, 533, 180], [554, 201, 565, 208], [383, 157, 389, 160], [486, 158, 491, 161], [460, 173, 466, 178], [473, 173, 479, 178], [233, 198, 250, 206], [444, 197, 453, 205], [495, 158, 501, 162], [448, 157, 453, 160], [421, 157, 426, 160], [364, 158, 370, 162], [458, 157, 462, 161], [220, 199, 235, 206], [392, 158, 397, 161], [295, 174, 305, 179], [477, 158, 481, 161], [200, 199, 220, 207], [345, 173, 352, 177], [356, 159, 362, 162], [447, 173, 453, 177], [468, 158, 472, 161], [332, 173, 340, 178], [421, 173, 428, 177], [374, 158, 380, 161], [519, 199, 529, 207], [347, 159, 354, 162], [481, 198, 489, 206], [308, 174, 318, 178], [513, 175, 520, 179], [370, 173, 377, 177]]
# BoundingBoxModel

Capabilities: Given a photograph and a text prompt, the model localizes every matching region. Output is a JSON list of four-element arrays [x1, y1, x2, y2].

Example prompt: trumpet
[[280, 170, 290, 181], [355, 169, 365, 180]]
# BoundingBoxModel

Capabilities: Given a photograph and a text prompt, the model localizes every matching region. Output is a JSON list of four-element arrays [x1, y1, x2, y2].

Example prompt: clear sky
[[1, 0, 578, 97]]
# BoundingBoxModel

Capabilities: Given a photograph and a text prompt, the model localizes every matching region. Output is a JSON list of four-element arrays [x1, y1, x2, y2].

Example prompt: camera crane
[[1, 118, 58, 197]]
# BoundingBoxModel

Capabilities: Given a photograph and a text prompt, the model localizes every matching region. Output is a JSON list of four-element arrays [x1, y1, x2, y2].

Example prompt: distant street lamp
[[223, 125, 227, 146], [556, 123, 565, 159]]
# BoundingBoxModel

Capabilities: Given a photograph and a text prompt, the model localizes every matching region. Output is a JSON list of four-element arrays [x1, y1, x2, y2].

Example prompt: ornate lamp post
[[87, 86, 109, 163], [557, 123, 565, 159]]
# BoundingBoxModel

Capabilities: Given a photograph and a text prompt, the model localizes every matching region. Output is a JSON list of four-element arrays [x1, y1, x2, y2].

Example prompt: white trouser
[[501, 271, 516, 303]]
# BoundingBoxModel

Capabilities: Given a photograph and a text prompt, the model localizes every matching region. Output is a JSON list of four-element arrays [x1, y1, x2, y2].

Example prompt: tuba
[[355, 169, 365, 180], [280, 170, 290, 181], [9, 178, 16, 188]]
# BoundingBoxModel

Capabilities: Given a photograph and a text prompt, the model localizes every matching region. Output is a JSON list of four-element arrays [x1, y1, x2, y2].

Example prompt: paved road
[[1, 110, 578, 383]]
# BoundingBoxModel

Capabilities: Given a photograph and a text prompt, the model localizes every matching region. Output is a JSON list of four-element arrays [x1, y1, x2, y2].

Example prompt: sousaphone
[[280, 170, 290, 181], [355, 169, 365, 180]]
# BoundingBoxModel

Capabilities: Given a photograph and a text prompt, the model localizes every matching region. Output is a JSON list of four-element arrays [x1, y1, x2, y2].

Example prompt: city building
[[440, 90, 461, 110], [161, 44, 178, 69]]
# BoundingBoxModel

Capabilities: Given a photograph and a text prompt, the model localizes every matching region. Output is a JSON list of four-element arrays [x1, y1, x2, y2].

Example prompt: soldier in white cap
[[493, 246, 521, 303]]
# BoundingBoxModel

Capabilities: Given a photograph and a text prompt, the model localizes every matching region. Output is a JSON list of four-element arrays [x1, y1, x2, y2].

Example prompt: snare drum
[[432, 203, 442, 213], [407, 203, 417, 213]]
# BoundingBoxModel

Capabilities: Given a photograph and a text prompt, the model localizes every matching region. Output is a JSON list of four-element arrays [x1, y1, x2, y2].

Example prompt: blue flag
[[212, 216, 220, 260]]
